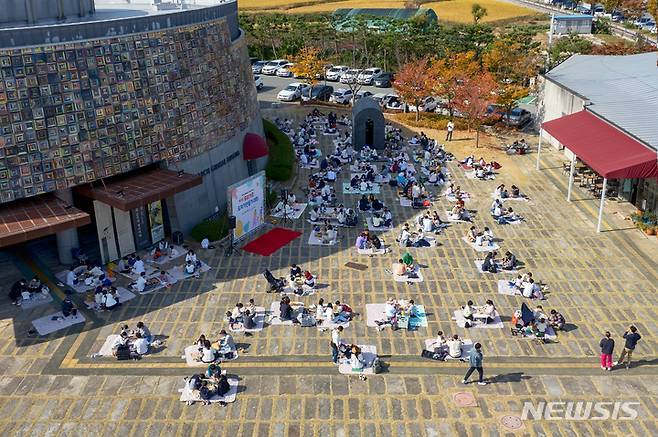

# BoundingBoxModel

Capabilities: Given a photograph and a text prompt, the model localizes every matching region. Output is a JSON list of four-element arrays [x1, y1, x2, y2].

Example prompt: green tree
[[549, 35, 593, 68], [471, 4, 488, 24]]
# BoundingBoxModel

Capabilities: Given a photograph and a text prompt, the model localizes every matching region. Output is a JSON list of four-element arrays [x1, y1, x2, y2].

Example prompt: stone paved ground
[[0, 108, 656, 436]]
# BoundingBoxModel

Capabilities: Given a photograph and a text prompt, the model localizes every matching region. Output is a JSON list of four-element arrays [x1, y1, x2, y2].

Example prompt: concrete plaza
[[0, 108, 656, 436]]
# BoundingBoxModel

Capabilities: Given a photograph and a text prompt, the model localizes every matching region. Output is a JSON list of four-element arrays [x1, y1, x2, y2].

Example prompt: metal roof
[[545, 52, 658, 151], [333, 8, 438, 21]]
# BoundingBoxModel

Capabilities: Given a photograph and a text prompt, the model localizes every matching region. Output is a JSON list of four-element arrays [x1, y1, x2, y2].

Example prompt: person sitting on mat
[[482, 300, 497, 324], [243, 310, 257, 330], [279, 296, 293, 321], [501, 251, 517, 271], [462, 301, 475, 326], [290, 264, 302, 280], [447, 335, 463, 359], [392, 260, 407, 277], [61, 296, 78, 318]]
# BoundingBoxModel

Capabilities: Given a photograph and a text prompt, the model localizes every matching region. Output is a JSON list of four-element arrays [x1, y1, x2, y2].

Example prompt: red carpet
[[242, 227, 302, 256]]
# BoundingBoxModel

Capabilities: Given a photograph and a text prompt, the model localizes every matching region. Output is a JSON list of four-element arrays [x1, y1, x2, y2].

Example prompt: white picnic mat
[[474, 260, 517, 274], [282, 284, 316, 296], [179, 378, 238, 403], [316, 317, 350, 330], [146, 245, 187, 265], [268, 301, 303, 326], [342, 182, 380, 195], [169, 262, 212, 281], [446, 193, 471, 202], [366, 217, 393, 232], [55, 270, 116, 294], [453, 310, 504, 329], [357, 246, 389, 255], [445, 211, 470, 223], [84, 287, 137, 310], [401, 236, 438, 248], [392, 265, 424, 283], [399, 198, 412, 207], [497, 280, 520, 296], [300, 162, 320, 169], [271, 202, 308, 220], [98, 335, 120, 357], [20, 292, 54, 310], [308, 233, 337, 246], [366, 303, 386, 327], [338, 345, 377, 375], [461, 237, 499, 252], [229, 307, 266, 333], [183, 345, 238, 367], [424, 338, 474, 361], [32, 311, 86, 336]]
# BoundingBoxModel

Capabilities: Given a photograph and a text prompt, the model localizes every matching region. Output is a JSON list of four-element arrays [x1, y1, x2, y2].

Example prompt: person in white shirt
[[132, 272, 147, 293], [482, 227, 494, 243], [447, 335, 462, 358], [446, 121, 454, 141], [201, 238, 210, 249], [359, 180, 369, 192], [315, 298, 326, 325], [383, 209, 393, 227], [432, 331, 447, 353], [326, 226, 337, 243], [104, 289, 119, 310], [132, 333, 149, 355], [399, 226, 411, 247], [331, 326, 344, 364], [132, 257, 145, 275], [522, 279, 538, 298], [372, 214, 383, 228], [422, 216, 434, 233], [300, 154, 309, 166], [185, 250, 198, 265], [462, 300, 474, 324], [66, 268, 77, 286], [350, 346, 365, 370], [185, 261, 196, 275], [309, 208, 320, 222], [200, 340, 216, 363], [326, 169, 337, 181], [482, 300, 496, 324]]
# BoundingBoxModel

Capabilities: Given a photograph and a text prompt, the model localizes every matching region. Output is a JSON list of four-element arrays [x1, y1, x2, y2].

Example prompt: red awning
[[243, 133, 268, 160], [542, 110, 658, 179]]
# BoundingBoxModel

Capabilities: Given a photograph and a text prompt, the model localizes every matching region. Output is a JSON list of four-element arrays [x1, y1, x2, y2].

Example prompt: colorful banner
[[148, 200, 165, 243], [228, 171, 266, 241]]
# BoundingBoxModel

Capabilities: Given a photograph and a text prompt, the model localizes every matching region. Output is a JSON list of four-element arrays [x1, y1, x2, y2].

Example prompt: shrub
[[190, 213, 229, 242], [263, 118, 295, 181], [393, 113, 469, 131], [266, 188, 280, 209]]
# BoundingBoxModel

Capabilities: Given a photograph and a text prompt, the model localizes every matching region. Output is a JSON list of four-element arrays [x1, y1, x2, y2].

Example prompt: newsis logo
[[521, 401, 640, 420]]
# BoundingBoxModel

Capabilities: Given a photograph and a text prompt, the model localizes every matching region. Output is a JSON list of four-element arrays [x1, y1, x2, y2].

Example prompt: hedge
[[190, 213, 229, 243], [394, 113, 469, 130], [263, 118, 295, 181]]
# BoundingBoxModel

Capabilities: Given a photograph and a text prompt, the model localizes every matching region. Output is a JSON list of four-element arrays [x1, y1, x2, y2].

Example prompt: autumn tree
[[290, 47, 326, 98], [430, 51, 480, 118], [392, 57, 434, 121], [471, 4, 488, 24], [453, 72, 497, 148]]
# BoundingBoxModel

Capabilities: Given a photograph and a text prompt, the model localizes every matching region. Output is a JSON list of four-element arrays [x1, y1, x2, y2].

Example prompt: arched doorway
[[365, 119, 374, 146]]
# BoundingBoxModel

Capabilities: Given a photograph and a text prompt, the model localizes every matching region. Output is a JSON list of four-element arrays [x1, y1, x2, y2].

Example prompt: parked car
[[277, 82, 310, 101], [325, 65, 349, 81], [592, 4, 605, 16], [352, 90, 373, 103], [380, 93, 399, 108], [356, 67, 382, 85], [371, 92, 388, 105], [486, 104, 506, 118], [253, 75, 263, 90], [251, 60, 267, 74], [407, 96, 438, 113], [634, 15, 654, 27], [262, 59, 289, 75], [373, 72, 394, 88], [502, 107, 532, 127], [301, 84, 334, 102], [339, 69, 361, 84], [330, 88, 354, 104], [385, 95, 404, 111], [610, 10, 624, 22], [276, 63, 295, 77]]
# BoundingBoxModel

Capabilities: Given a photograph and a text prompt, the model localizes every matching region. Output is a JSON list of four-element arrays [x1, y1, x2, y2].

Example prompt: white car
[[408, 96, 438, 113], [339, 69, 361, 84], [254, 75, 263, 90], [352, 90, 373, 103], [262, 59, 289, 75], [276, 63, 294, 77], [357, 67, 382, 85], [326, 65, 349, 81], [277, 82, 310, 101], [330, 88, 354, 104]]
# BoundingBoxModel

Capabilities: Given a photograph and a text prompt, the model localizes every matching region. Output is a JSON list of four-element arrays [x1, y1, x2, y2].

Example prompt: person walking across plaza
[[331, 326, 344, 365], [462, 342, 486, 385], [445, 121, 454, 141], [599, 331, 614, 371], [615, 325, 641, 369]]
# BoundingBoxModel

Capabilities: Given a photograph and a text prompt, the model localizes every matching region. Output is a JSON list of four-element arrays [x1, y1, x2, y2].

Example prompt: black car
[[373, 72, 394, 88], [302, 84, 334, 102]]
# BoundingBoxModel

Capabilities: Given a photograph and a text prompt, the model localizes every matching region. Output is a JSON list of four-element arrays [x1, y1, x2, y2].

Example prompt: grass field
[[239, 0, 537, 23]]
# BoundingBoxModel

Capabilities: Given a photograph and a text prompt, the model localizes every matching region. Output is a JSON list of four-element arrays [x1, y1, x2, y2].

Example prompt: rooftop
[[545, 52, 658, 150]]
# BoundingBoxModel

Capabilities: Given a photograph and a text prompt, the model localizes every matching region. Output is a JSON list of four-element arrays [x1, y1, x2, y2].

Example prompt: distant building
[[332, 8, 438, 31], [551, 14, 593, 35]]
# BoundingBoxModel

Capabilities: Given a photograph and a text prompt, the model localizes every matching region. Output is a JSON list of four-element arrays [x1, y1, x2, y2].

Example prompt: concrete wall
[[168, 116, 266, 235], [540, 79, 587, 153]]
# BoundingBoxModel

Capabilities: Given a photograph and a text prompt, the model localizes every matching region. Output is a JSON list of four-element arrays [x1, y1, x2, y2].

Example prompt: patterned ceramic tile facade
[[0, 18, 258, 203]]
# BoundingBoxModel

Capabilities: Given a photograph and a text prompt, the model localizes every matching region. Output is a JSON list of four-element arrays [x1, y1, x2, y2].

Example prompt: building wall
[[167, 116, 266, 234], [0, 14, 259, 204], [554, 19, 592, 35], [540, 79, 587, 152]]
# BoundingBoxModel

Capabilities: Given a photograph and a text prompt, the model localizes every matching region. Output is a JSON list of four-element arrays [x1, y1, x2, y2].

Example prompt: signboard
[[131, 206, 151, 250], [148, 200, 165, 243], [227, 171, 266, 241]]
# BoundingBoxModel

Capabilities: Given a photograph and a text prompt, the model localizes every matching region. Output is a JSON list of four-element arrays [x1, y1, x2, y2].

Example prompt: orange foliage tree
[[392, 57, 434, 121], [429, 51, 481, 118], [453, 72, 497, 148]]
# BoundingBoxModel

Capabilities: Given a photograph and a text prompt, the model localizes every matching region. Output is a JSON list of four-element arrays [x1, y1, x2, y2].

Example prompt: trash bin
[[172, 231, 184, 246]]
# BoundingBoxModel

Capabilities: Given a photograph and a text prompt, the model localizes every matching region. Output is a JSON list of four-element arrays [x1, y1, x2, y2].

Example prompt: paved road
[[256, 73, 393, 108]]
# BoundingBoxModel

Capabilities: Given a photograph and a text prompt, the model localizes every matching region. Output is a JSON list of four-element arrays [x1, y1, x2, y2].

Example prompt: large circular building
[[0, 0, 265, 263]]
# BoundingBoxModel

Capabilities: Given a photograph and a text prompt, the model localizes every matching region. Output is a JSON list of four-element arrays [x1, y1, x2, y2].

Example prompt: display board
[[227, 171, 266, 241]]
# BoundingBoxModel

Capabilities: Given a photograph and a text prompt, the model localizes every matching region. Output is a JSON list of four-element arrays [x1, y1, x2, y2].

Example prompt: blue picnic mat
[[408, 305, 428, 329]]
